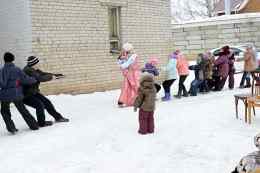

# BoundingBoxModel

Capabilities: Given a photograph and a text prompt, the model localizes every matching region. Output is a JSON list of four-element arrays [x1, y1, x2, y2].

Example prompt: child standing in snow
[[134, 73, 156, 135], [142, 57, 161, 93], [175, 52, 189, 98], [161, 51, 178, 101]]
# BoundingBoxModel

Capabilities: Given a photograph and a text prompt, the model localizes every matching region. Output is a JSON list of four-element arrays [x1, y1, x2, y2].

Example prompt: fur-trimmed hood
[[139, 73, 155, 93]]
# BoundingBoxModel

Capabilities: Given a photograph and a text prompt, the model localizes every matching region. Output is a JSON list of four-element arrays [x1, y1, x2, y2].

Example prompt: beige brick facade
[[172, 13, 260, 60], [29, 0, 172, 94]]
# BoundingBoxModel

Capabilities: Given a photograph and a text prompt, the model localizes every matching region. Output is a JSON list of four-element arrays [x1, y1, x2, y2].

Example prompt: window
[[109, 7, 121, 53]]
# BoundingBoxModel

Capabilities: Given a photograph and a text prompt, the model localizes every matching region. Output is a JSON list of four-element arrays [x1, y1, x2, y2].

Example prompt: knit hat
[[148, 57, 159, 66], [175, 49, 180, 55], [27, 56, 39, 67], [196, 53, 204, 64], [170, 52, 178, 59], [3, 52, 15, 62], [122, 43, 134, 52], [221, 45, 230, 55]]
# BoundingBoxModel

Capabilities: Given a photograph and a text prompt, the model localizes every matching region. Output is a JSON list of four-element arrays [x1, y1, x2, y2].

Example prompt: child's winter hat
[[122, 43, 134, 52], [148, 57, 159, 66], [27, 56, 39, 67], [170, 53, 178, 59], [175, 49, 180, 54]]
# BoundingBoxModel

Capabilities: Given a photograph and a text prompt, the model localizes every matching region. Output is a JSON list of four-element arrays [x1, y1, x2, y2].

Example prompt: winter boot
[[174, 89, 182, 99], [182, 88, 189, 97], [161, 92, 171, 101], [55, 117, 69, 123], [38, 121, 53, 127], [9, 128, 18, 135]]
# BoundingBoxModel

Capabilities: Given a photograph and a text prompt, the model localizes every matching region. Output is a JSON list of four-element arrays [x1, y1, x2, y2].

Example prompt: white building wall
[[0, 0, 32, 67]]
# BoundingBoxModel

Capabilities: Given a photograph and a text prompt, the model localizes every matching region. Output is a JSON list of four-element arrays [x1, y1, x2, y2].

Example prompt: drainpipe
[[224, 0, 231, 15]]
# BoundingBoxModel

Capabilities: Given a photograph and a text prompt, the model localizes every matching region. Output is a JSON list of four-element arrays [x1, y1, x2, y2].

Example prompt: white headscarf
[[123, 43, 134, 53]]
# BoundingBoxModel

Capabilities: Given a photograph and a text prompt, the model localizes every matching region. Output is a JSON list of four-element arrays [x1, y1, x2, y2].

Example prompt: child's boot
[[174, 90, 182, 98], [161, 92, 171, 101]]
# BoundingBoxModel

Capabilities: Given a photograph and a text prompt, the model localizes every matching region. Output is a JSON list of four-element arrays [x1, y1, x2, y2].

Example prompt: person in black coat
[[228, 52, 235, 89], [188, 54, 205, 96], [22, 56, 69, 127], [0, 52, 39, 134]]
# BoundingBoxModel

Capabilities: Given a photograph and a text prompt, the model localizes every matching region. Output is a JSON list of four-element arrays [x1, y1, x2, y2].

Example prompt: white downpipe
[[225, 0, 231, 15]]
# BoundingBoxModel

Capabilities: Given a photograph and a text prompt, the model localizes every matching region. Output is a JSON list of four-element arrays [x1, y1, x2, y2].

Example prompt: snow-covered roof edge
[[172, 13, 260, 28]]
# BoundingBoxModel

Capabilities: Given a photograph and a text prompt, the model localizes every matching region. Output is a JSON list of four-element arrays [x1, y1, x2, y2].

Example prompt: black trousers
[[215, 76, 227, 91], [228, 71, 235, 89], [207, 78, 215, 91], [1, 100, 38, 132], [178, 75, 188, 95], [23, 93, 63, 125], [162, 79, 176, 93]]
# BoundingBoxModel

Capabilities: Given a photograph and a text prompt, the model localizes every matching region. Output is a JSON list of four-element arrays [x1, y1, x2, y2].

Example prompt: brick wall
[[30, 0, 172, 95], [0, 0, 32, 67], [172, 13, 260, 60]]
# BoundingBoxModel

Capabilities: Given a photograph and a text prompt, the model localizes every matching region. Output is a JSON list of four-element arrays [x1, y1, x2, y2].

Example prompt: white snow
[[0, 72, 259, 173]]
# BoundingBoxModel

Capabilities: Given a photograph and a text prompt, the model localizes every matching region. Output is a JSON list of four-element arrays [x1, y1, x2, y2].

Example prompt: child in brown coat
[[134, 73, 156, 135]]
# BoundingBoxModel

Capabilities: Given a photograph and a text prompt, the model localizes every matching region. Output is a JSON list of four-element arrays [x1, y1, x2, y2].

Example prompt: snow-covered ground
[[0, 73, 259, 173]]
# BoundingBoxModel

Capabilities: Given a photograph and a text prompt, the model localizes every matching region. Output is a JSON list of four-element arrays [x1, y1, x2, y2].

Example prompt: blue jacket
[[0, 63, 36, 101], [165, 58, 177, 80]]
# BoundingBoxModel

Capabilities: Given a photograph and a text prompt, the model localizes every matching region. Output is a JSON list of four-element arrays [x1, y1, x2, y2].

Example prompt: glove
[[54, 73, 64, 77], [54, 73, 64, 79]]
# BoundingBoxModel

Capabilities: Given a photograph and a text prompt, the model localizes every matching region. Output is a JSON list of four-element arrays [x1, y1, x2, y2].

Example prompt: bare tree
[[172, 0, 219, 22]]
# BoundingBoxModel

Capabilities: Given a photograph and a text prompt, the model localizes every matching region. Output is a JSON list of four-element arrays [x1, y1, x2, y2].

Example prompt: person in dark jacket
[[0, 52, 39, 134], [188, 54, 205, 96], [202, 51, 214, 92], [22, 56, 69, 127], [134, 73, 156, 135], [213, 46, 230, 91], [228, 52, 235, 89]]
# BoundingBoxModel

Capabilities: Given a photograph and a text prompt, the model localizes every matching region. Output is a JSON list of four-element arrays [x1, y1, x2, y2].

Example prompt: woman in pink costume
[[118, 43, 141, 107]]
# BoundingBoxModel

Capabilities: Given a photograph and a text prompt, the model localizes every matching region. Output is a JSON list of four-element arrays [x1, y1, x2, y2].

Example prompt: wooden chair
[[234, 71, 260, 123], [234, 93, 255, 122], [246, 71, 260, 124], [247, 96, 259, 124]]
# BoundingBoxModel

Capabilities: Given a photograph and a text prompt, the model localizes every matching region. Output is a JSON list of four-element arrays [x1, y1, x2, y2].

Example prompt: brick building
[[0, 0, 172, 94]]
